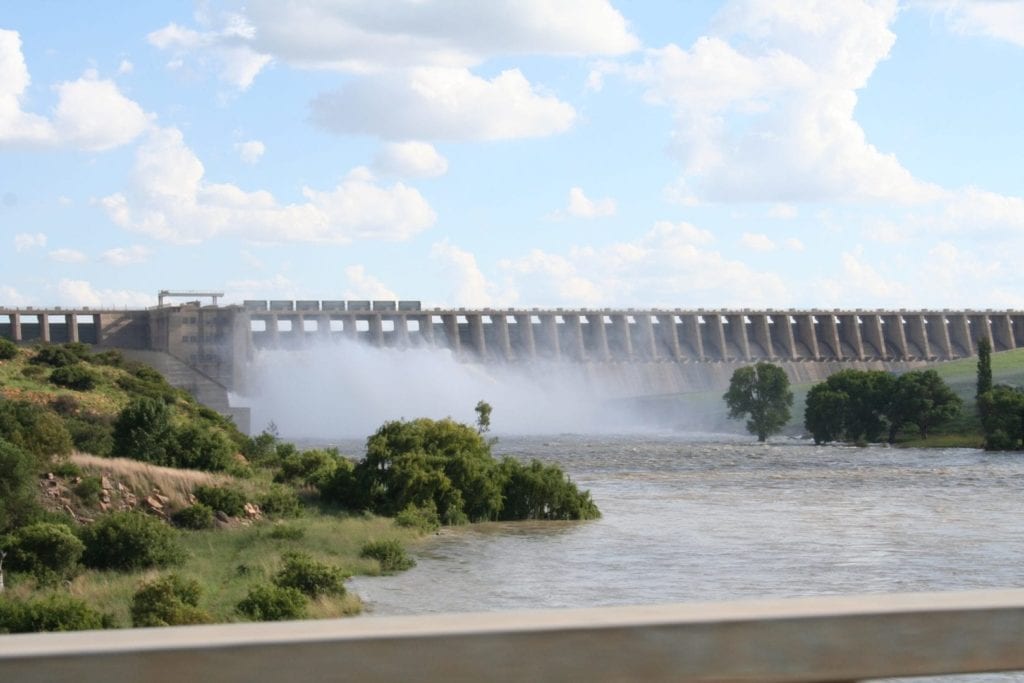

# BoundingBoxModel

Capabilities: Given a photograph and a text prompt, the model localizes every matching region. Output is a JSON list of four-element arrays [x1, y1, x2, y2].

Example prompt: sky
[[1, 0, 1023, 311]]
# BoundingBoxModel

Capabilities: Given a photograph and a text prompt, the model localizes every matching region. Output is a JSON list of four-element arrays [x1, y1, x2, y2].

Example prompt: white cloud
[[920, 0, 1024, 47], [0, 30, 150, 150], [430, 240, 500, 308], [740, 232, 776, 251], [101, 245, 152, 265], [55, 279, 154, 308], [498, 221, 787, 308], [148, 2, 636, 141], [147, 21, 273, 90], [768, 203, 798, 219], [226, 274, 300, 302], [344, 265, 397, 300], [150, 1, 637, 83], [311, 67, 576, 141], [0, 285, 28, 306], [565, 187, 616, 219], [48, 248, 88, 263], [373, 141, 448, 178], [118, 59, 134, 75], [784, 237, 805, 252], [14, 232, 46, 251], [101, 127, 436, 244], [612, 1, 943, 204], [235, 139, 265, 164]]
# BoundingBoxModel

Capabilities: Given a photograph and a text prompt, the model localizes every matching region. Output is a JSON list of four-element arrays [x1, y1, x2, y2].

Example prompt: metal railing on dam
[[2, 589, 1023, 682]]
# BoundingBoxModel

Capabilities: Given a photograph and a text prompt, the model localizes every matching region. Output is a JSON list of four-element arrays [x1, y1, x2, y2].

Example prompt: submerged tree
[[723, 362, 793, 442], [887, 369, 961, 441]]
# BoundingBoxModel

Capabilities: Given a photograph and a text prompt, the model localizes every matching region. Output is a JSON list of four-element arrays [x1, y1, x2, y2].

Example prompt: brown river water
[[335, 433, 1024, 681]]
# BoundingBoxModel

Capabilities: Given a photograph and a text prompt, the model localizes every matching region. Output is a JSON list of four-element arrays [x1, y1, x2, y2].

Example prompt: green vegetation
[[723, 362, 793, 442], [236, 583, 307, 622], [79, 511, 185, 571], [0, 341, 597, 632], [804, 369, 962, 445], [273, 551, 348, 597], [977, 337, 993, 400], [327, 417, 599, 523], [131, 574, 212, 627], [360, 539, 416, 573]]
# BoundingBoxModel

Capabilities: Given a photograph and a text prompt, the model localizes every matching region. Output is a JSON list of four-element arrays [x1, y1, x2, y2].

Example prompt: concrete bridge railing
[[2, 588, 1023, 682]]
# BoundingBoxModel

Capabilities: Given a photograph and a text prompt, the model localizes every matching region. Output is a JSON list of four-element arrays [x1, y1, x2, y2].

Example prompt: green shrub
[[0, 400, 73, 458], [394, 501, 441, 532], [20, 364, 46, 380], [359, 539, 416, 573], [267, 523, 305, 541], [65, 417, 114, 457], [242, 429, 279, 466], [273, 552, 348, 597], [0, 594, 111, 633], [30, 345, 80, 368], [0, 439, 41, 533], [236, 584, 307, 622], [49, 394, 81, 416], [173, 503, 216, 530], [79, 511, 185, 571], [52, 459, 82, 478], [88, 349, 124, 367], [276, 448, 339, 488], [112, 397, 172, 464], [260, 484, 302, 518], [0, 338, 17, 360], [6, 522, 85, 584], [61, 342, 92, 361], [193, 485, 247, 517], [170, 424, 234, 471], [497, 458, 601, 521], [50, 364, 98, 391], [73, 476, 103, 505], [131, 574, 212, 627]]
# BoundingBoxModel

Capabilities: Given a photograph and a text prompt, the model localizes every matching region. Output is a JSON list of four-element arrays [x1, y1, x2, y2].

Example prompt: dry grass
[[71, 452, 231, 509]]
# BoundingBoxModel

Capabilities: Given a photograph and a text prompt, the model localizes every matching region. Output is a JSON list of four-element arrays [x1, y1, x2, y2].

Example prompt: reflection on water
[[352, 434, 1024, 618]]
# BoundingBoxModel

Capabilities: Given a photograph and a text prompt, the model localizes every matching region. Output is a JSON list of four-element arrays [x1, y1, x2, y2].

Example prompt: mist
[[237, 340, 649, 439]]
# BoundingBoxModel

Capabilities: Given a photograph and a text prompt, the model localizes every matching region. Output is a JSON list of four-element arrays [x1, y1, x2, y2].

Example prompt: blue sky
[[2, 0, 1023, 310]]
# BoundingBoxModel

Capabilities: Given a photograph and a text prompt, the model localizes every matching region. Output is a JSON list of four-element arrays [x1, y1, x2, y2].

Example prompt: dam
[[1, 299, 1020, 429]]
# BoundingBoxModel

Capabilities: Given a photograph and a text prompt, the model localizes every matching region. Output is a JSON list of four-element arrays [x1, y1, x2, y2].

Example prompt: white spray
[[238, 339, 646, 439]]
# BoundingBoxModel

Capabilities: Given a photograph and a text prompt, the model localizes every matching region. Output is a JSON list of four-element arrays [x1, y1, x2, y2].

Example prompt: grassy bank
[[0, 342, 424, 630]]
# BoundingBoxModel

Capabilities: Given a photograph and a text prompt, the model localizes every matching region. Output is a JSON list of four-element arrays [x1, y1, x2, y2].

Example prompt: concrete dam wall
[[2, 302, 1018, 404]]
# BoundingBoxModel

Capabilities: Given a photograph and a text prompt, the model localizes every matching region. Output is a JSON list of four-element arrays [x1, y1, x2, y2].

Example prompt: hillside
[[0, 341, 420, 630]]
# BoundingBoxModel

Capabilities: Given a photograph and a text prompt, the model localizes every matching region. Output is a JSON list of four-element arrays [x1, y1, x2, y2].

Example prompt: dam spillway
[[236, 302, 1016, 364], [1, 301, 1020, 404]]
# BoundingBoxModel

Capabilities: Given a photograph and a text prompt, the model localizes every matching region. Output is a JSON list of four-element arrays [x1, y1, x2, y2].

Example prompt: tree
[[803, 370, 897, 444], [112, 397, 172, 464], [723, 362, 793, 442], [977, 385, 1024, 450], [474, 400, 492, 435], [976, 336, 993, 404], [0, 439, 40, 533], [804, 385, 848, 445], [887, 370, 961, 441]]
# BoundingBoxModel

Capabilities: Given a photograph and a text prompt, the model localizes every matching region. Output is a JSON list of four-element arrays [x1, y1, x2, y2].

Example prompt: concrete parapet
[[3, 589, 1023, 683]]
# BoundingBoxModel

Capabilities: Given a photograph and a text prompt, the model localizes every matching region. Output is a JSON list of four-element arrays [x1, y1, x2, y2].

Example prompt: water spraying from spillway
[[239, 340, 652, 439]]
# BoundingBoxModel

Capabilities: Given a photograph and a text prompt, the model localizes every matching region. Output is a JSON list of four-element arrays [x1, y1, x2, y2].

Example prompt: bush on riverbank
[[324, 417, 600, 523]]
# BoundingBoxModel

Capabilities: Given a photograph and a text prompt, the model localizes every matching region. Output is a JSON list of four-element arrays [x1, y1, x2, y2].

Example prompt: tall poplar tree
[[976, 336, 993, 400]]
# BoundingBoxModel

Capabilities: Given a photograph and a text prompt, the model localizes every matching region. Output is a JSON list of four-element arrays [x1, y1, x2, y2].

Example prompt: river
[[338, 433, 1024, 680], [348, 434, 1024, 615]]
